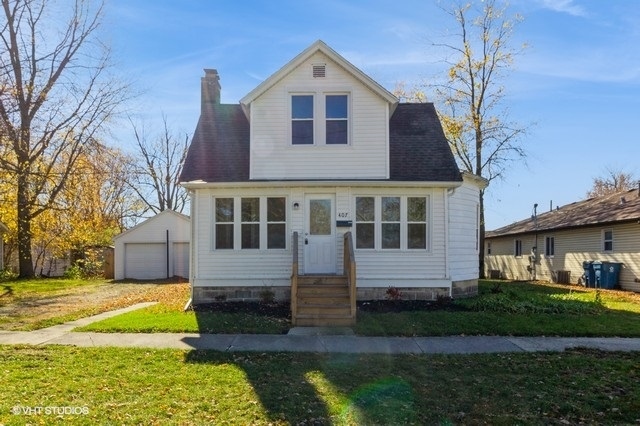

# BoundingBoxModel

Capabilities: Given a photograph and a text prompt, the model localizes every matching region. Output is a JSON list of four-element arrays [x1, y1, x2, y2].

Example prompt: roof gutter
[[180, 179, 465, 190]]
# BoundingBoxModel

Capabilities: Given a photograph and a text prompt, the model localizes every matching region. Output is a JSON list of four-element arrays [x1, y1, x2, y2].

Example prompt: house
[[114, 210, 190, 280], [485, 187, 640, 292], [0, 220, 7, 271], [180, 40, 486, 325]]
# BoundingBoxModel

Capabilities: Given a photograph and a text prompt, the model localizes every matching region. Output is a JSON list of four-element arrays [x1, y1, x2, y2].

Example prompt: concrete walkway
[[2, 302, 640, 354]]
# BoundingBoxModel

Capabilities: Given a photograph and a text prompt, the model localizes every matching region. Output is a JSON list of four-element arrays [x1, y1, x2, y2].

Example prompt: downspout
[[166, 229, 170, 279], [184, 190, 195, 311], [445, 187, 455, 298]]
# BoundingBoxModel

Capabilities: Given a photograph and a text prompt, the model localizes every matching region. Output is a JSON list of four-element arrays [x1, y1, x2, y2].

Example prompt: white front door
[[304, 194, 336, 274]]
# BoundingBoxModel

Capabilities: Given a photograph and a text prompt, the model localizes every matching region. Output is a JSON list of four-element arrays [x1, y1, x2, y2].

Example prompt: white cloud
[[537, 0, 588, 17]]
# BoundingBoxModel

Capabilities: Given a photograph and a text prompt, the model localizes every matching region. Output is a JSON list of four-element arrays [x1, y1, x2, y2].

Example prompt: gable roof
[[240, 40, 399, 110], [486, 188, 640, 238], [114, 210, 190, 241], [180, 101, 462, 184]]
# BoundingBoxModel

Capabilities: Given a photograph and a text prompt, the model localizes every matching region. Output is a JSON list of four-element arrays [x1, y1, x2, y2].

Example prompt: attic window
[[312, 64, 326, 78]]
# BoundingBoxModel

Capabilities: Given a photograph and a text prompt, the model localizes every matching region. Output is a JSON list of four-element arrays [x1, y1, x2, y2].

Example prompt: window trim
[[354, 195, 430, 251], [291, 94, 314, 145], [602, 229, 614, 252], [544, 235, 555, 258], [212, 196, 288, 251], [289, 91, 351, 146], [514, 239, 523, 257]]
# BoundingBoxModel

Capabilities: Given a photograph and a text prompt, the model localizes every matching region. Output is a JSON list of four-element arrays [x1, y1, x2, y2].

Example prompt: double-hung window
[[291, 95, 314, 145], [215, 198, 234, 249], [291, 92, 349, 145], [545, 236, 555, 257], [603, 230, 613, 252], [214, 197, 287, 250], [325, 95, 348, 144], [514, 239, 523, 257], [355, 196, 429, 250]]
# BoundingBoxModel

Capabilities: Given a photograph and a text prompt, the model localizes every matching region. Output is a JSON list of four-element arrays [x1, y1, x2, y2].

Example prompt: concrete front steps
[[293, 275, 355, 327]]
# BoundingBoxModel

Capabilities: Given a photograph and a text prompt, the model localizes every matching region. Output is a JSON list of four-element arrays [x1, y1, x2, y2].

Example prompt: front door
[[304, 195, 336, 274]]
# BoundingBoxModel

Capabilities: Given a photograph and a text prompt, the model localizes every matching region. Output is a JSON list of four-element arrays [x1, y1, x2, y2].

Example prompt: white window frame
[[545, 236, 555, 257], [289, 91, 351, 146], [514, 239, 523, 257], [353, 195, 430, 251], [602, 229, 613, 252], [212, 196, 288, 251]]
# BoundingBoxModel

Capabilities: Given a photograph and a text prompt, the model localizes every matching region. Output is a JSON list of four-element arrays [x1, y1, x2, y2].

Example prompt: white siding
[[486, 222, 640, 292], [192, 185, 459, 290], [114, 211, 190, 280], [448, 179, 482, 281], [250, 51, 389, 180]]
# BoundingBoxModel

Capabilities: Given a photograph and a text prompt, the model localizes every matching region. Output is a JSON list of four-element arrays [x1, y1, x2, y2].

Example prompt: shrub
[[0, 269, 18, 281], [259, 287, 275, 304], [385, 286, 402, 301]]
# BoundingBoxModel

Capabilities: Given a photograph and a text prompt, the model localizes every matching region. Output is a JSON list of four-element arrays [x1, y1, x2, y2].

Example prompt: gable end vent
[[312, 64, 326, 78]]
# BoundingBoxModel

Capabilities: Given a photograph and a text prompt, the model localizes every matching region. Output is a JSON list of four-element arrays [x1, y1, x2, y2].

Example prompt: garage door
[[173, 242, 189, 278], [124, 243, 167, 280]]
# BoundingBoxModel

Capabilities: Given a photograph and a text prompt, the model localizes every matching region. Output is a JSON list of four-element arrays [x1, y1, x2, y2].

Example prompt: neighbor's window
[[603, 230, 613, 252], [241, 198, 260, 249], [355, 197, 375, 249], [267, 197, 286, 249], [325, 95, 348, 144], [487, 242, 492, 255], [514, 239, 523, 257], [215, 198, 234, 249], [545, 236, 555, 257], [291, 95, 314, 145]]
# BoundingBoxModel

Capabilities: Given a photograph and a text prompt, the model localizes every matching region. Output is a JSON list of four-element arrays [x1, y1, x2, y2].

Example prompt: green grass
[[79, 280, 640, 337], [1, 345, 639, 424], [77, 303, 290, 334], [0, 277, 104, 301]]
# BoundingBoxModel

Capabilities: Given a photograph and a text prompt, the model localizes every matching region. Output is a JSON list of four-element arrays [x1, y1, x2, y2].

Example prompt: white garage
[[114, 210, 190, 280]]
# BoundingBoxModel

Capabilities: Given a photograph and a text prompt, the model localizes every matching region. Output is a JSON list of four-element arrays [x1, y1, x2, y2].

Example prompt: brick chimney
[[201, 69, 221, 111]]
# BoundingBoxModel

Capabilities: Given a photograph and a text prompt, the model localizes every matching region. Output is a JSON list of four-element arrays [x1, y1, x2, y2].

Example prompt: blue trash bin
[[600, 262, 623, 289], [582, 261, 594, 287], [592, 261, 603, 288]]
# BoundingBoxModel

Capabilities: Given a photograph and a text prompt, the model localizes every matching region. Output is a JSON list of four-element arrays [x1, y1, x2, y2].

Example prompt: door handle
[[305, 238, 309, 245]]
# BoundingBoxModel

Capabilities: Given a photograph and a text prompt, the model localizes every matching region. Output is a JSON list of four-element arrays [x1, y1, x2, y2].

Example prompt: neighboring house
[[180, 40, 486, 324], [485, 187, 640, 292], [114, 210, 190, 280], [0, 220, 7, 271]]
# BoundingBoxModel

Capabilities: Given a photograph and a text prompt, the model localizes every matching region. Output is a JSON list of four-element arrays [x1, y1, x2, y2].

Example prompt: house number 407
[[338, 212, 349, 218]]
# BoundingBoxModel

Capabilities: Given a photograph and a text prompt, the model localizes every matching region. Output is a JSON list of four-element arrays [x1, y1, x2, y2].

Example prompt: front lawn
[[1, 345, 639, 424], [0, 277, 183, 330], [78, 280, 640, 337]]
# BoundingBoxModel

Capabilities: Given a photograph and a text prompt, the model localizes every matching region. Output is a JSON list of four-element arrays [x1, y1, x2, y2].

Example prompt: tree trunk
[[478, 189, 486, 279], [17, 170, 34, 278]]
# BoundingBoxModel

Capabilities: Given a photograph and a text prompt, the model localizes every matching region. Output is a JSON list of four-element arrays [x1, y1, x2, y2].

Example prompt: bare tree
[[432, 0, 529, 277], [587, 168, 637, 198], [0, 0, 129, 277], [128, 115, 189, 216]]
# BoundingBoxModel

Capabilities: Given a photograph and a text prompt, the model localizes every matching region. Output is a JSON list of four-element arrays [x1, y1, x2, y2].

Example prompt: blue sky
[[105, 0, 640, 230]]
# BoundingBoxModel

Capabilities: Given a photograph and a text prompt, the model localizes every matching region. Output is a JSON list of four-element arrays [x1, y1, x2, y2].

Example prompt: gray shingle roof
[[389, 103, 461, 182], [486, 189, 640, 238], [180, 102, 461, 183]]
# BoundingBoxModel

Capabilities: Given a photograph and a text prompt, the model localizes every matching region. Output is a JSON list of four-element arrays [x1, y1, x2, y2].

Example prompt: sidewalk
[[2, 302, 640, 354]]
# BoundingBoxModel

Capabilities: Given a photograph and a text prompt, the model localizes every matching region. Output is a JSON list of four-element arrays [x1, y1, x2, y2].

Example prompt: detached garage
[[114, 210, 190, 280]]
